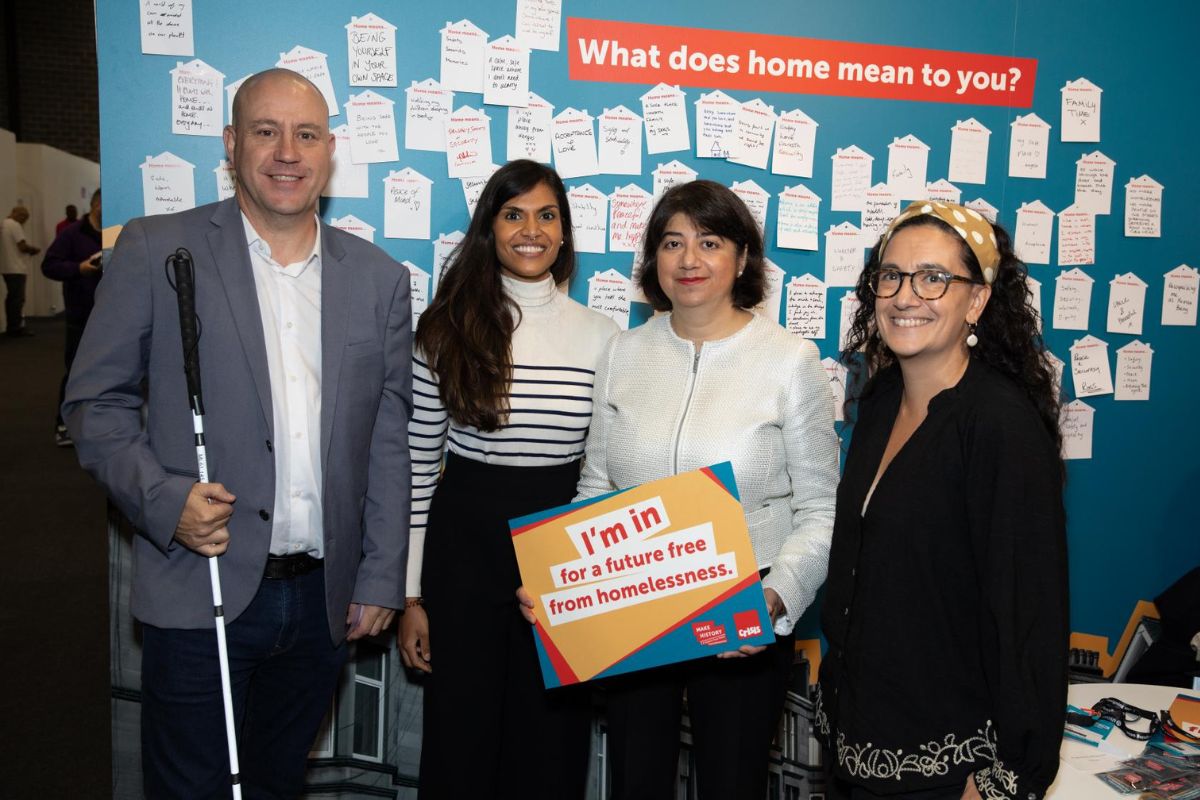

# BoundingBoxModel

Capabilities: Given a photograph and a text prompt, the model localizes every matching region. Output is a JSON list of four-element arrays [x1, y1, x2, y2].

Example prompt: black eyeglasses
[[868, 269, 983, 300]]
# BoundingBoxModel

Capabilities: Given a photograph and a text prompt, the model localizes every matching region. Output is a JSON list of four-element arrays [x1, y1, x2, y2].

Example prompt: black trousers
[[3, 273, 26, 333], [829, 776, 967, 800], [418, 454, 591, 800], [604, 628, 795, 800], [56, 319, 86, 427]]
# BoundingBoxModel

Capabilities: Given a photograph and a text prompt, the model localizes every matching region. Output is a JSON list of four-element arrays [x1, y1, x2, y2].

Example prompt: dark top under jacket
[[818, 359, 1068, 800], [41, 216, 102, 324]]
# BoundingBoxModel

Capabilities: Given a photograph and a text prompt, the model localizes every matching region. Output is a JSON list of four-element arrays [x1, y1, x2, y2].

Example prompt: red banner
[[567, 18, 1036, 108]]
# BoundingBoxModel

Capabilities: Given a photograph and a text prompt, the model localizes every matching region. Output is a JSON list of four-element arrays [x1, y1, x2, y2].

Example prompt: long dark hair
[[842, 213, 1063, 464], [415, 160, 575, 431]]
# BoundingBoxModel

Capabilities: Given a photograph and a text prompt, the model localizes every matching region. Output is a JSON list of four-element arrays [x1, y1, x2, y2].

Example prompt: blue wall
[[97, 0, 1200, 646]]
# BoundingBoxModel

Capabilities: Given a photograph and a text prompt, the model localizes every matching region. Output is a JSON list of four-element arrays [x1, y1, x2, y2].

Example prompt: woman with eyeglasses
[[818, 202, 1069, 800]]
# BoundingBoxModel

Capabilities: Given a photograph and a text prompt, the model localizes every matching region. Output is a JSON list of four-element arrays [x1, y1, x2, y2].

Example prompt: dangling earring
[[966, 322, 979, 348]]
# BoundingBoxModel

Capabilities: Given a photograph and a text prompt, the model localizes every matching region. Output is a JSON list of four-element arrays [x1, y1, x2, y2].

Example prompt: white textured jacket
[[576, 313, 839, 635]]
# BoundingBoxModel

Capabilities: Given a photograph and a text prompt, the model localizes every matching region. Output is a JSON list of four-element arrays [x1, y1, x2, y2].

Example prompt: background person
[[819, 201, 1068, 800], [398, 159, 617, 799], [56, 204, 78, 235], [539, 180, 839, 800], [1, 205, 42, 337]]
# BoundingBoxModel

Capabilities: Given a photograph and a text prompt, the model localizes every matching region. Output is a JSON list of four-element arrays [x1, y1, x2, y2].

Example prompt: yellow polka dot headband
[[880, 201, 1002, 284]]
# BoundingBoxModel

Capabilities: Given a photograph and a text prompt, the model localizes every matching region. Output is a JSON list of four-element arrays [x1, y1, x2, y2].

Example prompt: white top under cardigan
[[406, 273, 619, 594], [575, 312, 839, 635]]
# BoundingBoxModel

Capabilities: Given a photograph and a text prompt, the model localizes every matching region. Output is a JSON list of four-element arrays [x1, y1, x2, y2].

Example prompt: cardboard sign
[[511, 463, 773, 688]]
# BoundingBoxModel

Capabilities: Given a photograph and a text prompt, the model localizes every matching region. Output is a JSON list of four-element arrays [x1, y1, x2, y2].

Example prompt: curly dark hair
[[415, 160, 575, 431], [842, 213, 1063, 466], [637, 180, 766, 310]]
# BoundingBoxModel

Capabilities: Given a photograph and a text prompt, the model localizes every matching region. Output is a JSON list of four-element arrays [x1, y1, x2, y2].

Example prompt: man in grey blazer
[[64, 69, 411, 798]]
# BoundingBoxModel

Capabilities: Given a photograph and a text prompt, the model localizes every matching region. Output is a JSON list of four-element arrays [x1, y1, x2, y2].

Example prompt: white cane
[[168, 247, 243, 799]]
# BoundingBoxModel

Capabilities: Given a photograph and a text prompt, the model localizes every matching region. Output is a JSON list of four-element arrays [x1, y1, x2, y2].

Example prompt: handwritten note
[[1113, 341, 1152, 401], [1061, 78, 1102, 143], [598, 106, 643, 175], [924, 179, 962, 205], [825, 222, 865, 287], [947, 118, 991, 185], [439, 19, 488, 93], [1060, 400, 1094, 460], [461, 164, 499, 217], [587, 269, 631, 329], [404, 261, 431, 326], [1026, 275, 1043, 332], [484, 36, 531, 107], [652, 160, 698, 203], [886, 134, 930, 200], [346, 13, 397, 87], [382, 168, 433, 240], [1008, 113, 1051, 179], [786, 274, 826, 339], [507, 92, 554, 163], [433, 231, 465, 291], [1124, 175, 1163, 238], [1014, 200, 1054, 265], [1106, 272, 1147, 335], [1074, 151, 1116, 215], [225, 74, 250, 126], [727, 98, 776, 170], [1070, 335, 1113, 398], [445, 106, 494, 178], [1161, 265, 1198, 326], [776, 184, 820, 251], [1052, 268, 1094, 330], [695, 90, 739, 159], [831, 146, 873, 212], [551, 108, 599, 180], [567, 184, 608, 254], [731, 180, 769, 235], [640, 84, 690, 155], [752, 259, 786, 325], [838, 291, 862, 352], [822, 357, 849, 422], [140, 152, 196, 216], [405, 79, 455, 152], [515, 0, 562, 51], [170, 59, 223, 137], [965, 197, 998, 223], [1056, 205, 1095, 267], [346, 91, 399, 164], [609, 184, 654, 253], [276, 45, 338, 116], [214, 160, 235, 201], [331, 214, 376, 243], [324, 124, 369, 198], [140, 0, 193, 56], [772, 109, 819, 178], [860, 183, 900, 246]]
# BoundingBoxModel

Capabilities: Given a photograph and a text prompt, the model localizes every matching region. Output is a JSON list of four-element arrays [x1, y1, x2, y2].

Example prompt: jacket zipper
[[672, 348, 701, 474]]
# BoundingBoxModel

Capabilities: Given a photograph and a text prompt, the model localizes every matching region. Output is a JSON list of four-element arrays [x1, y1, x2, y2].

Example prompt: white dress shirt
[[242, 214, 324, 557]]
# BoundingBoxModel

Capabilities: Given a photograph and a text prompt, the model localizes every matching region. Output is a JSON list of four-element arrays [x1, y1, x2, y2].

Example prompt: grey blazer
[[64, 198, 412, 644]]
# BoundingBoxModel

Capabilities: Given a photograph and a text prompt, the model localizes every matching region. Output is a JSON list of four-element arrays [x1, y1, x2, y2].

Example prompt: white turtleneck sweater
[[406, 274, 619, 594]]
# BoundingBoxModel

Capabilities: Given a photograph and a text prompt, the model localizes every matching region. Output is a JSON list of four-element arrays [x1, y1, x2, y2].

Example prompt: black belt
[[264, 553, 323, 580]]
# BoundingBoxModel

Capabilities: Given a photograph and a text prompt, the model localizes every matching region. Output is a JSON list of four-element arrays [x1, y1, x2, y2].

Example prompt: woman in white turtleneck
[[398, 160, 617, 799]]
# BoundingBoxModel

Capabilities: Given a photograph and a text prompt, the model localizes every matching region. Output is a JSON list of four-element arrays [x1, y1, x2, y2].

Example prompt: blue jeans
[[141, 566, 347, 799]]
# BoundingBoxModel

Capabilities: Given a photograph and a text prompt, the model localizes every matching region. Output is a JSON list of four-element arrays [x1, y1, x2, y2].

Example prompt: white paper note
[[730, 180, 769, 235], [822, 356, 849, 422], [886, 134, 930, 200], [1008, 113, 1051, 179], [1070, 334, 1113, 398], [404, 261, 431, 325], [346, 13, 397, 87], [1074, 151, 1116, 215], [225, 74, 251, 126], [727, 98, 776, 170], [331, 214, 376, 243], [609, 184, 654, 253], [214, 160, 235, 201], [382, 168, 433, 240], [1026, 274, 1043, 332], [1162, 265, 1199, 326], [515, 0, 562, 51], [924, 179, 962, 205], [965, 197, 999, 224], [276, 46, 338, 116], [598, 106, 643, 175], [483, 36, 531, 108], [831, 146, 873, 212], [825, 222, 865, 287], [1014, 200, 1054, 265], [171, 59, 223, 137], [1124, 175, 1163, 238], [786, 274, 826, 339], [776, 184, 821, 251], [346, 90, 399, 164], [652, 161, 698, 203], [753, 259, 786, 325], [140, 152, 196, 215], [405, 79, 455, 152], [1060, 400, 1094, 460], [587, 268, 631, 329], [640, 84, 690, 155], [433, 231, 465, 290], [1113, 340, 1152, 401], [567, 183, 608, 254], [772, 109, 819, 178], [1052, 268, 1094, 330], [1056, 205, 1095, 267], [838, 291, 862, 352], [1106, 273, 1147, 335], [507, 92, 554, 163], [948, 118, 991, 185], [439, 20, 489, 94], [1061, 78, 1102, 143], [324, 124, 369, 198], [694, 90, 739, 159], [140, 0, 193, 56], [860, 183, 900, 246], [461, 164, 499, 217], [551, 108, 599, 180], [445, 107, 494, 178]]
